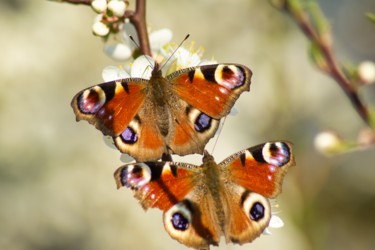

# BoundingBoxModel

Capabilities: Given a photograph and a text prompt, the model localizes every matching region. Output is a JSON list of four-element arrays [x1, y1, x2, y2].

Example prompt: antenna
[[129, 35, 155, 69], [160, 34, 190, 70]]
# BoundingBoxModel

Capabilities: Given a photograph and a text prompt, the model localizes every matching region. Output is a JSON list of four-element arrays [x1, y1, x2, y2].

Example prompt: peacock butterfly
[[71, 61, 252, 161], [114, 141, 295, 249]]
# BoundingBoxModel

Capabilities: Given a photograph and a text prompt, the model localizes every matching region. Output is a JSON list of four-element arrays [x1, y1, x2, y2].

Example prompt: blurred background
[[0, 0, 374, 249]]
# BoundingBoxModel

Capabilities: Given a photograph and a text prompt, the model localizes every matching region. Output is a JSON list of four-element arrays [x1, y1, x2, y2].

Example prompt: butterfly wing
[[114, 142, 295, 248], [168, 104, 220, 157], [112, 95, 221, 162], [220, 141, 295, 244], [221, 141, 295, 198], [222, 187, 272, 244], [114, 162, 199, 211], [112, 99, 169, 162], [162, 63, 251, 160], [71, 79, 148, 136], [72, 78, 169, 161], [114, 161, 222, 249], [169, 64, 252, 119], [72, 64, 251, 162]]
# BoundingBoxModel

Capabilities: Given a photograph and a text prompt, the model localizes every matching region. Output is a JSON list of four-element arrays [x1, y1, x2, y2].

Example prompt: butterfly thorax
[[143, 66, 181, 138], [148, 70, 171, 105]]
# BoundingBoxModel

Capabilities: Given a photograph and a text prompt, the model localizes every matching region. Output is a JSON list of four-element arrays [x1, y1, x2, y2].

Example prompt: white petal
[[121, 23, 138, 49], [229, 106, 238, 116], [104, 43, 132, 61], [269, 215, 284, 228], [262, 228, 272, 235], [314, 130, 342, 154], [107, 0, 126, 17], [150, 28, 173, 52], [102, 66, 129, 82], [175, 47, 201, 68], [130, 56, 155, 79], [91, 0, 107, 13], [174, 47, 189, 62], [92, 21, 110, 37], [199, 59, 218, 65], [358, 60, 375, 84]]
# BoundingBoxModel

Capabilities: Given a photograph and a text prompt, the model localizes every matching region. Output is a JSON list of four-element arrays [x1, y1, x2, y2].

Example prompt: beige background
[[1, 0, 375, 249]]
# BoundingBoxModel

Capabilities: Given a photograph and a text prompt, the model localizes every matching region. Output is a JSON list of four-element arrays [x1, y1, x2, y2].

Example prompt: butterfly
[[114, 141, 295, 249], [71, 62, 252, 161]]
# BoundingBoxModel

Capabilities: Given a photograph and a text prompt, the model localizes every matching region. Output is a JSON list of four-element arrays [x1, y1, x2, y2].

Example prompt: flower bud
[[357, 128, 375, 148], [108, 0, 127, 17], [358, 61, 375, 85], [314, 130, 343, 155], [91, 0, 107, 13], [92, 20, 110, 37], [104, 43, 132, 61]]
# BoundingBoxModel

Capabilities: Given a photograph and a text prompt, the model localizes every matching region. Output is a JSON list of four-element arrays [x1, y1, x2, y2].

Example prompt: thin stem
[[59, 0, 152, 56], [129, 0, 151, 56], [294, 11, 370, 125], [60, 0, 92, 5]]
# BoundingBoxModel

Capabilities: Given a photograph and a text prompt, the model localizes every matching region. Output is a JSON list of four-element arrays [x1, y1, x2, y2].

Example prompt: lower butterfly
[[114, 141, 295, 249]]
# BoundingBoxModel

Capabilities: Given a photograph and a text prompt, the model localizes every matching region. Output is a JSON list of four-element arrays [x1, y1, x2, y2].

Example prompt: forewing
[[221, 142, 295, 198], [71, 78, 147, 136], [114, 161, 199, 211], [169, 64, 252, 119]]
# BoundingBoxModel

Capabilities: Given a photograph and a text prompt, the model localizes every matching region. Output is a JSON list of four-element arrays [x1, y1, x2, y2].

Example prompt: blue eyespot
[[194, 113, 212, 132], [120, 127, 138, 144]]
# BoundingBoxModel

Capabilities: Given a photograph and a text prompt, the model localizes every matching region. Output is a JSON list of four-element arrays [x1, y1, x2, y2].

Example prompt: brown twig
[[60, 0, 151, 56], [283, 2, 370, 126], [60, 0, 92, 5], [271, 0, 372, 127], [127, 0, 151, 56]]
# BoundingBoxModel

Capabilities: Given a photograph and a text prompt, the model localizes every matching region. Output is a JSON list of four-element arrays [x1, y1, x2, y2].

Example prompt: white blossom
[[358, 61, 375, 84], [92, 20, 110, 37], [314, 130, 343, 154], [107, 0, 127, 17], [91, 0, 107, 13]]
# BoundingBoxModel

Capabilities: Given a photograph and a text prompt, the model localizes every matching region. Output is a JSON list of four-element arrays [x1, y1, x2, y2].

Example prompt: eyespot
[[185, 106, 217, 134], [163, 199, 219, 249], [171, 212, 190, 231], [78, 86, 106, 114], [241, 191, 271, 224], [194, 113, 212, 132], [120, 127, 138, 144], [250, 202, 265, 221], [215, 65, 247, 90], [263, 142, 291, 167], [164, 200, 193, 234], [118, 163, 152, 189]]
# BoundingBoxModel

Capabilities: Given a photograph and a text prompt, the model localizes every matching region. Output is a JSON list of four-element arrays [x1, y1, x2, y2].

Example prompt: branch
[[128, 0, 151, 56], [58, 0, 152, 56], [274, 0, 371, 126], [59, 0, 92, 5]]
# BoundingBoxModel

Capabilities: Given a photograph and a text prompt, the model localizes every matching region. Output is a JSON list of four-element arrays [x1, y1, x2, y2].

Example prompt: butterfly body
[[114, 141, 295, 249], [72, 63, 252, 161]]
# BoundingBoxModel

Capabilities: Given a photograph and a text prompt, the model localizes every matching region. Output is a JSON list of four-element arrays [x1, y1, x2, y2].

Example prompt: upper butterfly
[[114, 141, 295, 249], [71, 61, 252, 161]]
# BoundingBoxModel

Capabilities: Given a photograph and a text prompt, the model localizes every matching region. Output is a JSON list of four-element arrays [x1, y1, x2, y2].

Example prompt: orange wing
[[71, 79, 147, 136], [222, 141, 295, 198], [114, 162, 199, 211], [170, 64, 252, 119]]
